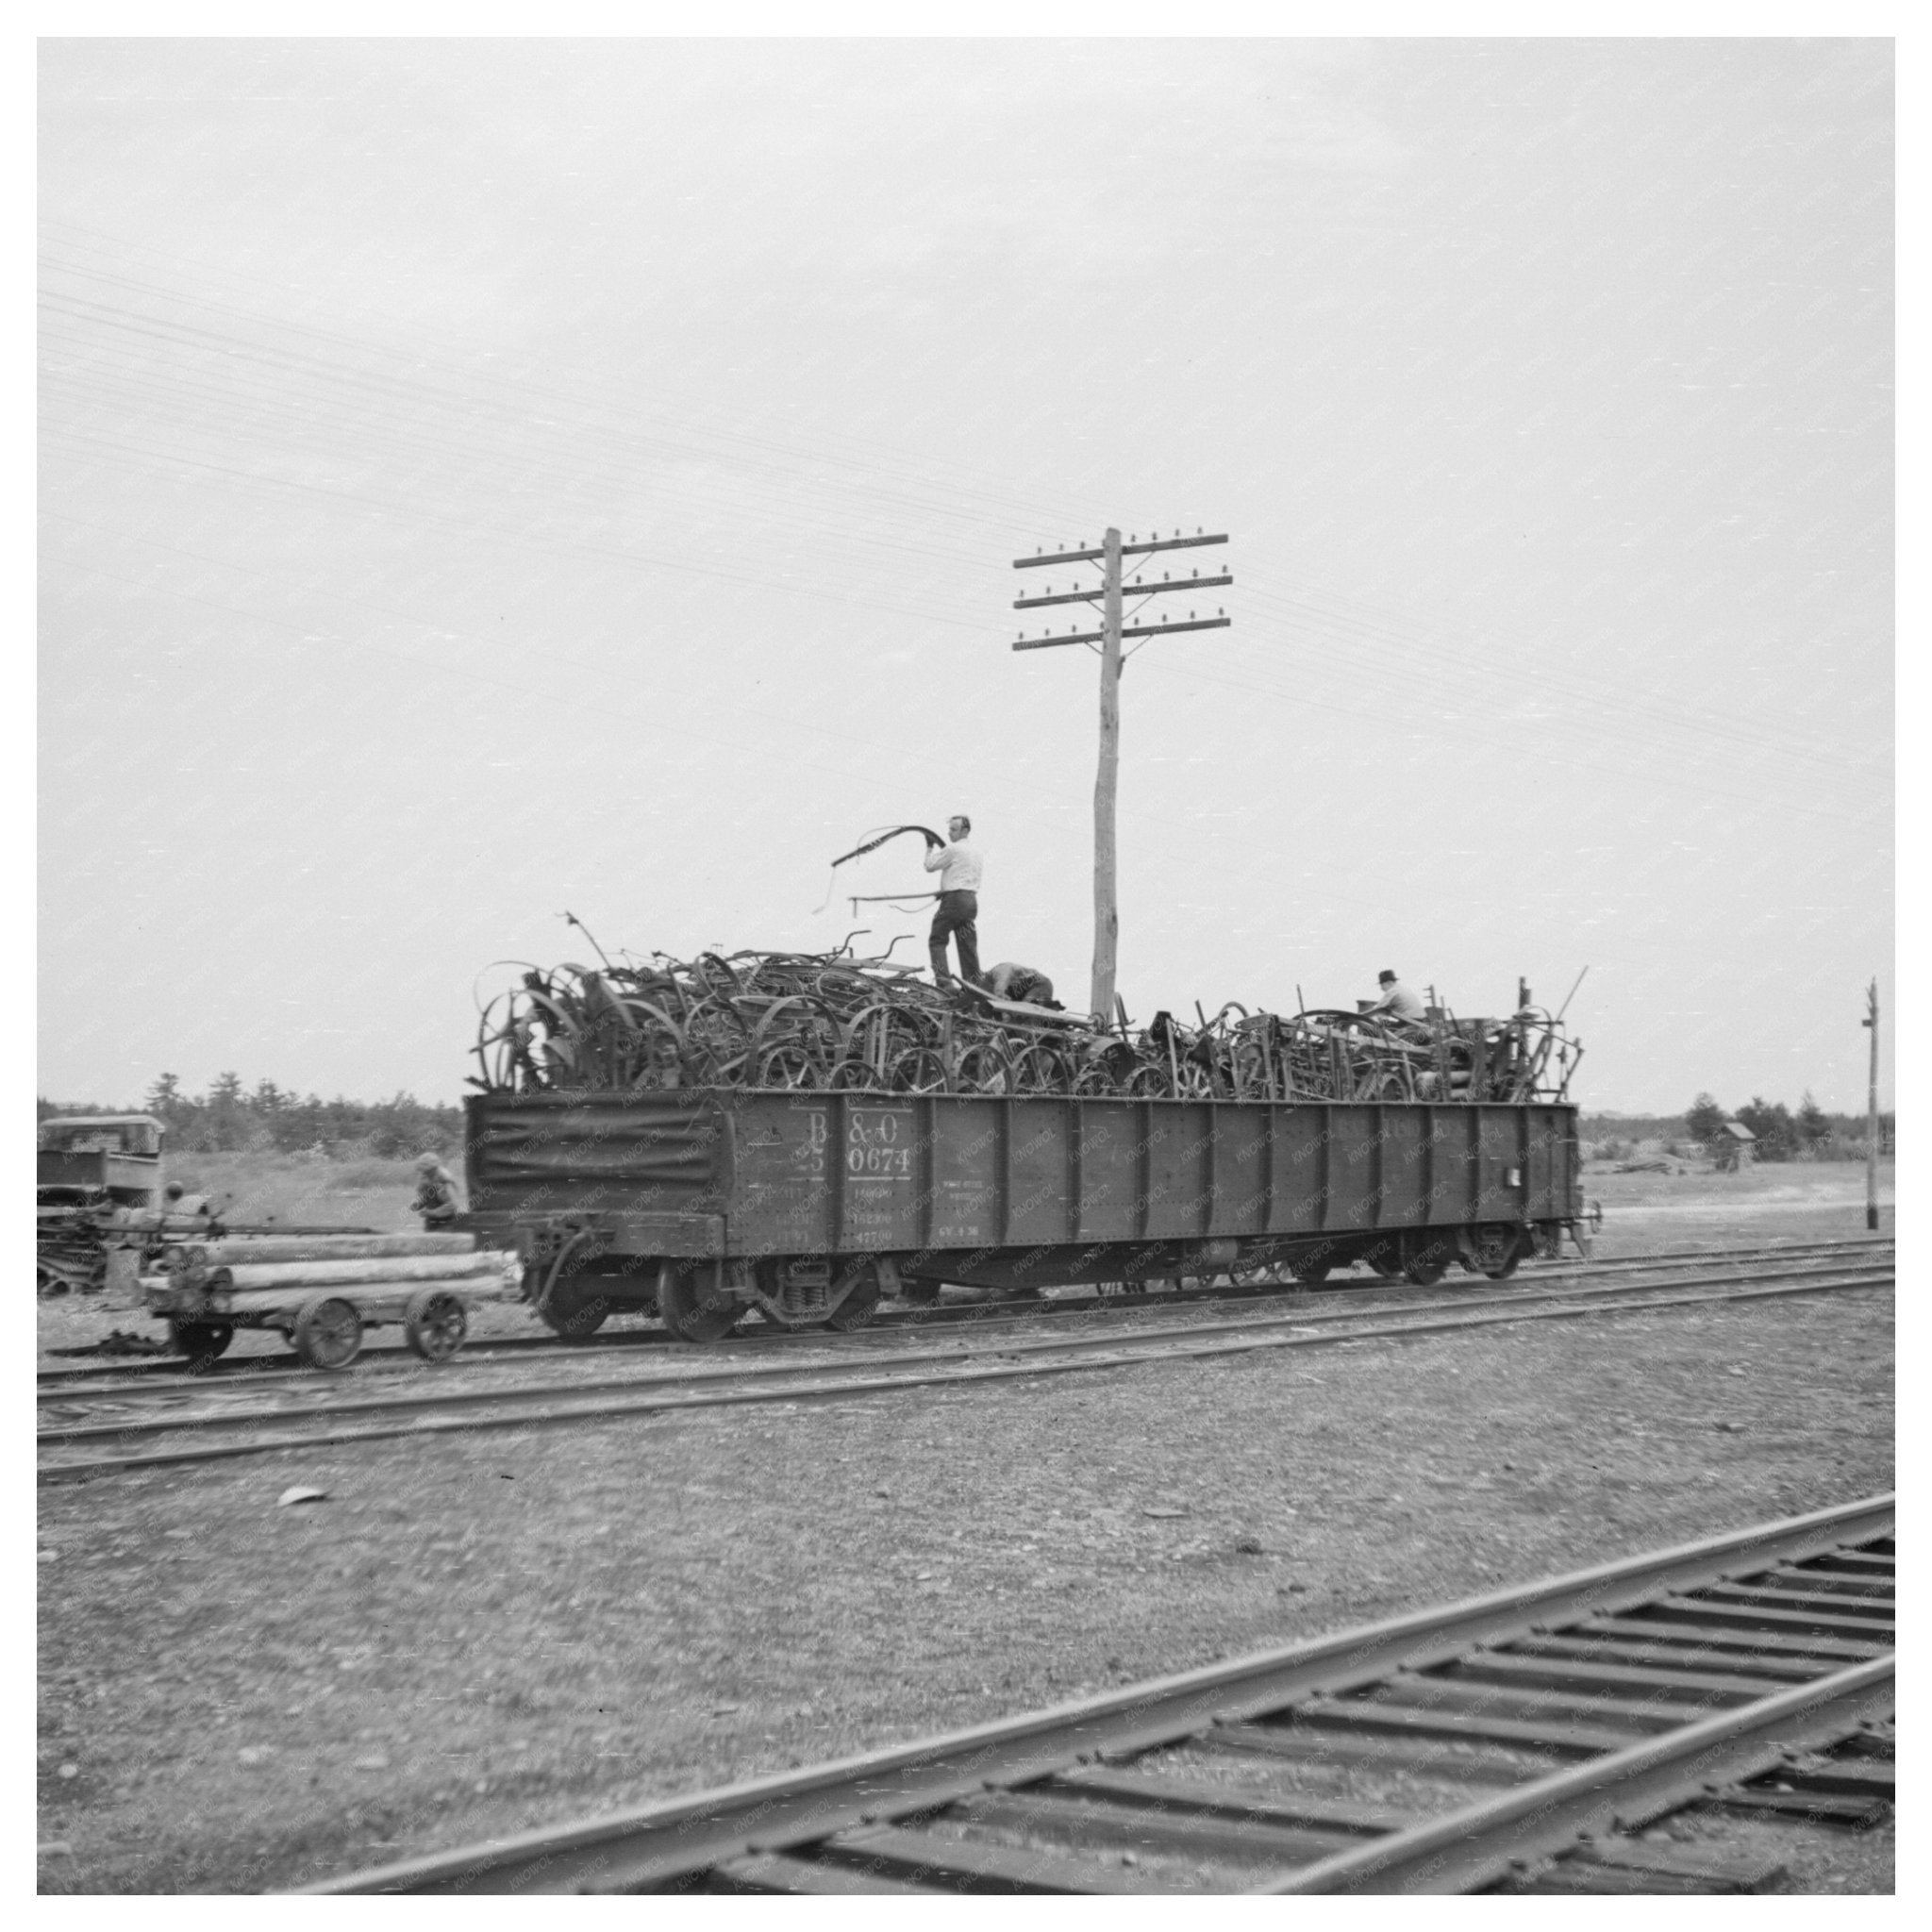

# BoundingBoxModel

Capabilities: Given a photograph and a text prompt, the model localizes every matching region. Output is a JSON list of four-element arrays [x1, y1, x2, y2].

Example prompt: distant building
[[1714, 1119, 1757, 1173]]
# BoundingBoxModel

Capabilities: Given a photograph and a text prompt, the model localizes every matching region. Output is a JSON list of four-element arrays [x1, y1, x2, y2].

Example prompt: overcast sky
[[38, 37, 1891, 1114]]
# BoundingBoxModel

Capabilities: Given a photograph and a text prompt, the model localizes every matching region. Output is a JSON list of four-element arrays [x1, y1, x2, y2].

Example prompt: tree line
[[1683, 1091, 1894, 1163], [37, 1074, 464, 1159]]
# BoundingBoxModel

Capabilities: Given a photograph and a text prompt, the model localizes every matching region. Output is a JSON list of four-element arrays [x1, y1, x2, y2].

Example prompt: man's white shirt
[[924, 841, 984, 893]]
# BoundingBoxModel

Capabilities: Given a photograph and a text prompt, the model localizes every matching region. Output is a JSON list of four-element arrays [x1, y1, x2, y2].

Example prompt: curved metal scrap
[[471, 950, 1578, 1104]]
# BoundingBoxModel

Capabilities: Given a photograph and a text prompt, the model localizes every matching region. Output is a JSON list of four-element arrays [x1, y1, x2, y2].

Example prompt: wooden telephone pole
[[1012, 527, 1230, 1022], [1862, 978, 1880, 1231]]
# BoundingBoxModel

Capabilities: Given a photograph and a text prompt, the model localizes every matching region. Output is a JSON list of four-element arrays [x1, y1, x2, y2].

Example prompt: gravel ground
[[38, 1264, 1893, 1894]]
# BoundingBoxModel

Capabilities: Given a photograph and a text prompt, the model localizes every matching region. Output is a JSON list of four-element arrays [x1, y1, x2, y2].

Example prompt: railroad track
[[35, 1233, 1893, 1391], [38, 1250, 1893, 1480], [302, 1493, 1895, 1895]]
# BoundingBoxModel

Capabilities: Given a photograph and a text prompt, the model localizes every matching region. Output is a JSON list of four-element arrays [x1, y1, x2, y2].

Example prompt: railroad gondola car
[[461, 1086, 1582, 1341]]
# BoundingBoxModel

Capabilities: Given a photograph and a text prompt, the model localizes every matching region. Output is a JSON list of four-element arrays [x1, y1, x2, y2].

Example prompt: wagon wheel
[[1353, 1067, 1412, 1103], [755, 1043, 822, 1089], [888, 1047, 948, 1092], [1123, 1060, 1171, 1098], [953, 1041, 1011, 1094], [693, 953, 746, 1001], [403, 1289, 468, 1362], [657, 1261, 742, 1343], [1010, 1042, 1072, 1094], [292, 1295, 364, 1371], [826, 1058, 885, 1091], [1072, 1059, 1120, 1097], [684, 1018, 754, 1087], [747, 996, 836, 1082], [1172, 1060, 1219, 1100], [167, 1318, 234, 1373]]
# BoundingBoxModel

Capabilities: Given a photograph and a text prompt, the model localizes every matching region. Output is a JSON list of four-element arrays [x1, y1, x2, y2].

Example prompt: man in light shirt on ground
[[923, 814, 983, 991], [1365, 969, 1426, 1028]]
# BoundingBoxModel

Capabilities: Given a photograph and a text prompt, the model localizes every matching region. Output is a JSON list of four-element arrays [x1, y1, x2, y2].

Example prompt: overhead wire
[[39, 223, 1884, 828]]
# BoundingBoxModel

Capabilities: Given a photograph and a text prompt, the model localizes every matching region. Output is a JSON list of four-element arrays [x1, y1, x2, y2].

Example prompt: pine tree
[[1685, 1093, 1726, 1145]]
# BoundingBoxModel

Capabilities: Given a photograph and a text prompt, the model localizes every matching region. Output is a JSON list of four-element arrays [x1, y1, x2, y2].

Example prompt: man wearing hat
[[1365, 970, 1425, 1026], [160, 1180, 213, 1222], [411, 1152, 462, 1229]]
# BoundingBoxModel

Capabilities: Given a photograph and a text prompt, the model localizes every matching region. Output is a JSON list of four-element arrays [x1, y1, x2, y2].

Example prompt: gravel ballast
[[39, 1267, 1892, 1894]]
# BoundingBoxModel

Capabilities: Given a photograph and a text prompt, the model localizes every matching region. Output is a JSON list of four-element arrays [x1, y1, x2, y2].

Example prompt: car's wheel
[[403, 1289, 468, 1362], [292, 1295, 362, 1371], [167, 1318, 234, 1373], [657, 1261, 742, 1343], [1402, 1235, 1455, 1287], [1469, 1225, 1526, 1279]]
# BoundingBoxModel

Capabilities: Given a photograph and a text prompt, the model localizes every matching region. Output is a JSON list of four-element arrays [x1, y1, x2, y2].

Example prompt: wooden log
[[166, 1232, 477, 1268], [200, 1254, 509, 1292]]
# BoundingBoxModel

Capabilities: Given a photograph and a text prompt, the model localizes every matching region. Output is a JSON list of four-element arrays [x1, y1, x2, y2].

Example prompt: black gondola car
[[462, 1088, 1582, 1341]]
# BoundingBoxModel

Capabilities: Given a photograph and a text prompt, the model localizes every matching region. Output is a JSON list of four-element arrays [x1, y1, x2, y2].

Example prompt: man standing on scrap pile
[[923, 813, 983, 992]]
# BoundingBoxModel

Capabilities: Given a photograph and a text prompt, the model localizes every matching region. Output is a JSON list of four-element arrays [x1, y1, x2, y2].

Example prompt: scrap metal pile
[[36, 1203, 124, 1296], [474, 949, 1579, 1104]]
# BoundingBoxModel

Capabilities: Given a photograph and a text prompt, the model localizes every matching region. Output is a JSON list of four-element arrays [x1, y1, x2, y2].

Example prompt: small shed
[[1714, 1120, 1757, 1172]]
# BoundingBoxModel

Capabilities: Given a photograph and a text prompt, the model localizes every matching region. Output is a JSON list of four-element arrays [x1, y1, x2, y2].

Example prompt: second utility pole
[[1011, 525, 1231, 1022], [1863, 978, 1880, 1230]]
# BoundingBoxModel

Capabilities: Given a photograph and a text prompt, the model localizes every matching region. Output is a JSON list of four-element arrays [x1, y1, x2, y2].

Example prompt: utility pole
[[1011, 527, 1230, 1022], [1862, 978, 1880, 1230], [1093, 528, 1124, 1025]]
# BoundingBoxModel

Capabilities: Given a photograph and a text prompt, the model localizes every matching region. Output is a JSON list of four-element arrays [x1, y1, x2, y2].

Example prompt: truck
[[36, 1114, 167, 1296]]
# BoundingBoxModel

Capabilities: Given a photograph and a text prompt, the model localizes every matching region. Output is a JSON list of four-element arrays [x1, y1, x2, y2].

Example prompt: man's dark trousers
[[929, 890, 981, 988]]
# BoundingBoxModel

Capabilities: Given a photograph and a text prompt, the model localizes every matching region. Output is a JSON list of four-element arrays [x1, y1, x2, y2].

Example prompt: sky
[[37, 36, 1893, 1114]]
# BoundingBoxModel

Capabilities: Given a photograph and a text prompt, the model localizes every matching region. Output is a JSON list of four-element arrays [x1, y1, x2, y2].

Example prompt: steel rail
[[39, 1260, 1893, 1481], [36, 1241, 1894, 1406], [36, 1234, 1892, 1390], [1251, 1658, 1893, 1893], [297, 1494, 1894, 1895], [35, 1251, 1891, 1425]]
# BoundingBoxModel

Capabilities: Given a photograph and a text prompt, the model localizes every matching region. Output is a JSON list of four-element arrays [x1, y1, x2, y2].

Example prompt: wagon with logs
[[140, 1232, 509, 1370]]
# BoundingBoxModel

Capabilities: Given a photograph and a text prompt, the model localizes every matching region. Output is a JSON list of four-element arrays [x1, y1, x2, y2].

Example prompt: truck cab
[[37, 1114, 167, 1208]]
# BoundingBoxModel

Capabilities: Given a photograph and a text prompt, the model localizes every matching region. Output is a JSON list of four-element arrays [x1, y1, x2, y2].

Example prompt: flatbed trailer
[[463, 1088, 1582, 1341], [139, 1234, 507, 1369]]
